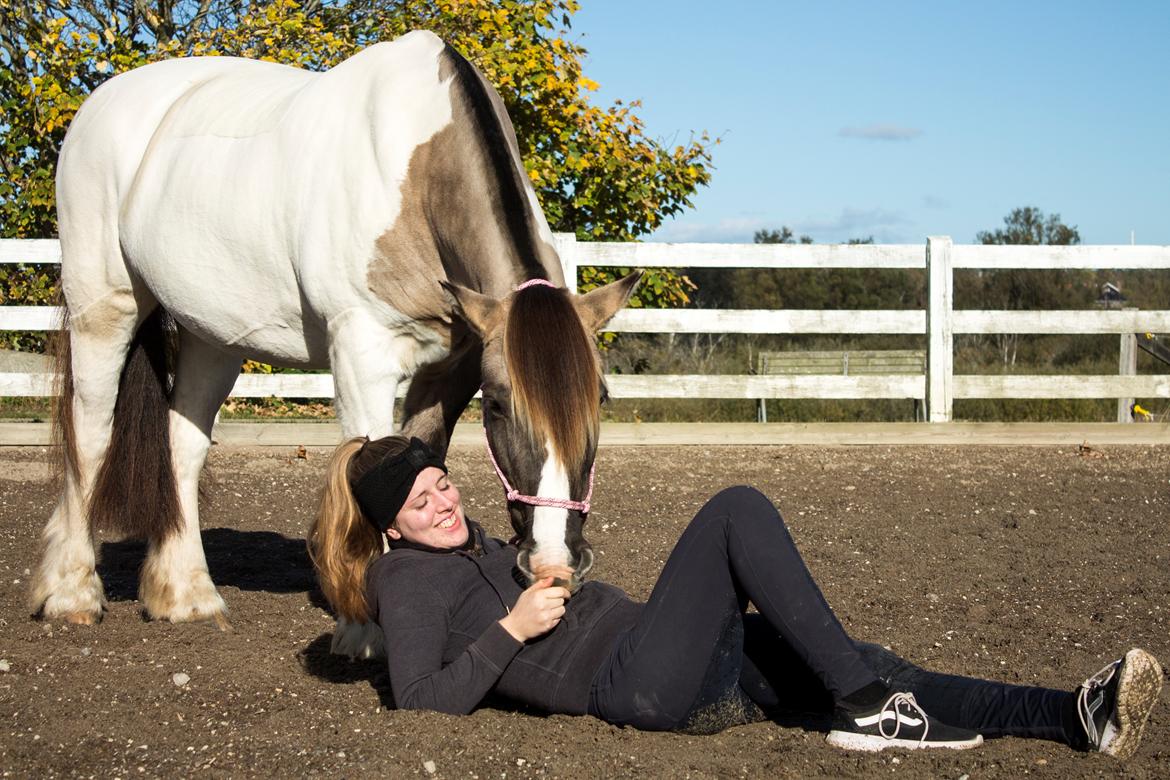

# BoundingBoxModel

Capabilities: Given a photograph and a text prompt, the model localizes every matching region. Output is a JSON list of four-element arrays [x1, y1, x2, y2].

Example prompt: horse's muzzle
[[517, 547, 593, 593]]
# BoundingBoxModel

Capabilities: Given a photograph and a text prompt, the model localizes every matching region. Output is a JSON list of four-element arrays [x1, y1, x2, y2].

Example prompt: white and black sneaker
[[827, 691, 984, 752], [1077, 648, 1163, 760]]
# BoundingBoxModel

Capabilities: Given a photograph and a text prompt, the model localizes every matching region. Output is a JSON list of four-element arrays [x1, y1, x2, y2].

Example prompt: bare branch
[[133, 0, 162, 38], [186, 0, 214, 34]]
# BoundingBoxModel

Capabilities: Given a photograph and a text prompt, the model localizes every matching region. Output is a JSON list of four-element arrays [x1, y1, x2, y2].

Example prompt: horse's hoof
[[212, 612, 234, 633], [331, 617, 386, 659], [62, 610, 103, 626], [30, 568, 107, 624], [139, 565, 229, 627]]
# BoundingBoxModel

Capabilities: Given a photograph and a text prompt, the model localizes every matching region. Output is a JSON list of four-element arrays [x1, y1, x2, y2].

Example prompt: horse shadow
[[97, 527, 330, 611]]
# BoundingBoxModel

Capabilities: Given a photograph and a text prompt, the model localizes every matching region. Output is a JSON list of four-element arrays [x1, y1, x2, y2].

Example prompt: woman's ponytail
[[307, 437, 384, 623]]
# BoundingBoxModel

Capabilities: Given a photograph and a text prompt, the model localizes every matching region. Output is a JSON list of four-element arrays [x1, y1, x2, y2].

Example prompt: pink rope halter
[[482, 277, 595, 515], [484, 433, 595, 514], [515, 277, 557, 292]]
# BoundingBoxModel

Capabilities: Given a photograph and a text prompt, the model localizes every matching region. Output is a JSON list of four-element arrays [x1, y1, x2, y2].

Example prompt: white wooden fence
[[2, 234, 1169, 423]]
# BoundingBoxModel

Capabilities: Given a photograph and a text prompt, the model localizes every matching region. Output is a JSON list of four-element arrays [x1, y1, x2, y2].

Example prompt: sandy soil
[[1, 442, 1167, 778]]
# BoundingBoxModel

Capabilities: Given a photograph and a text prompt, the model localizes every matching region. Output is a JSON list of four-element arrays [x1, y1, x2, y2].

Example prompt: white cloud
[[800, 207, 912, 242], [648, 207, 915, 244], [839, 124, 922, 142], [651, 216, 766, 243]]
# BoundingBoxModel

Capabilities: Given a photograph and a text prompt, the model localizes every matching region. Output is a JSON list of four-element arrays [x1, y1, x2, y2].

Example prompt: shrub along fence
[[2, 234, 1168, 423]]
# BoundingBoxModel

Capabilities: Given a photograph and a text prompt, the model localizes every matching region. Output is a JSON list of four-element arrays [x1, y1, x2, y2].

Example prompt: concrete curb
[[1, 420, 1167, 447]]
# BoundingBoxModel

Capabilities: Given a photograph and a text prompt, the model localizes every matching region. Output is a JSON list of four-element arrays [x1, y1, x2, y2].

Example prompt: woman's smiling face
[[388, 467, 468, 548]]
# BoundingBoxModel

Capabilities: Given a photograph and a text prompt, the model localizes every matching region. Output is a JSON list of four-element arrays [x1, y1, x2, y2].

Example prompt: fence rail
[[3, 234, 1169, 423]]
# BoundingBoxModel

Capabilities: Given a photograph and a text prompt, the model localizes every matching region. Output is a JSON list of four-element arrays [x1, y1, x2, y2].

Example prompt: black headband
[[353, 437, 447, 532]]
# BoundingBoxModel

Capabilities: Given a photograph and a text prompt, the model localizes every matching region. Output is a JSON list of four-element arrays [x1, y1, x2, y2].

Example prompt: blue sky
[[570, 2, 1169, 245]]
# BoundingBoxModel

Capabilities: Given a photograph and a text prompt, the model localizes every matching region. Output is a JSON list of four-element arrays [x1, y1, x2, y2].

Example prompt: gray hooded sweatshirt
[[367, 521, 641, 715]]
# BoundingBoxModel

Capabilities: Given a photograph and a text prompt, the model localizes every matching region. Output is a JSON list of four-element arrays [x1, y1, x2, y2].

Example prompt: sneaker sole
[[826, 730, 983, 752], [1104, 648, 1163, 760]]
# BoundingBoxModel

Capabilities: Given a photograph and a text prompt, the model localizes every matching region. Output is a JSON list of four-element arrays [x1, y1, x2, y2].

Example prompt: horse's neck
[[429, 45, 566, 296], [453, 228, 563, 297], [421, 176, 562, 297]]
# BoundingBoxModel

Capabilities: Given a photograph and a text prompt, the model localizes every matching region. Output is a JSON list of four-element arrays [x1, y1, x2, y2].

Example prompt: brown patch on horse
[[367, 127, 456, 344], [366, 44, 563, 327], [88, 308, 182, 544], [504, 284, 600, 468]]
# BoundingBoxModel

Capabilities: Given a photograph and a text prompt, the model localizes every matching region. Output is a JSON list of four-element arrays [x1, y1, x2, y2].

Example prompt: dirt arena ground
[[1, 442, 1167, 778]]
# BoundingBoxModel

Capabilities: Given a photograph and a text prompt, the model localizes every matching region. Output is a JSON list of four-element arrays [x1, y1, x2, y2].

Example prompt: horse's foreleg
[[327, 309, 408, 439], [32, 293, 143, 623], [138, 333, 239, 628]]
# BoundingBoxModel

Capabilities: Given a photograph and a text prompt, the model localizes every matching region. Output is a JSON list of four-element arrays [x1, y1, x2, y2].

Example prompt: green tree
[[754, 226, 812, 245], [0, 0, 711, 330], [958, 207, 1089, 366], [976, 206, 1080, 246], [692, 227, 915, 310]]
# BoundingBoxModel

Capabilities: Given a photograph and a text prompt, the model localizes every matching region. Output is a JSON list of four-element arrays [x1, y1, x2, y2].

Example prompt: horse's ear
[[574, 270, 643, 333], [440, 281, 502, 337]]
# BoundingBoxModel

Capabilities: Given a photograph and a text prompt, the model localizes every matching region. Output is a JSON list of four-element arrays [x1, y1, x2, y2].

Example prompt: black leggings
[[588, 486, 1079, 744]]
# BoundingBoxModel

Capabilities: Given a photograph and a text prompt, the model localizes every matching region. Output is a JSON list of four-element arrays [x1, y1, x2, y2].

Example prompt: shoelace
[[1075, 660, 1118, 747], [878, 692, 929, 747]]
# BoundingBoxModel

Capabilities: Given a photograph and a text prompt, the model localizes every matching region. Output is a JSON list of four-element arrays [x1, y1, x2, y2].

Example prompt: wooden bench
[[756, 349, 927, 422]]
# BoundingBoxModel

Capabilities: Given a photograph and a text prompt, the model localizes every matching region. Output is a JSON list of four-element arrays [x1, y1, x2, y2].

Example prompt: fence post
[[553, 232, 579, 293], [1118, 331, 1137, 422], [925, 236, 954, 422]]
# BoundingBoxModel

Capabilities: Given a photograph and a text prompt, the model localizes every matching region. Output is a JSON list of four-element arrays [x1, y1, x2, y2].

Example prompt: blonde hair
[[307, 435, 412, 623]]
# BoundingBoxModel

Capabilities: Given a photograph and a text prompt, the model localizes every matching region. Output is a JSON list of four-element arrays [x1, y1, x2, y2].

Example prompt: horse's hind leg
[[139, 331, 240, 627], [31, 291, 140, 624]]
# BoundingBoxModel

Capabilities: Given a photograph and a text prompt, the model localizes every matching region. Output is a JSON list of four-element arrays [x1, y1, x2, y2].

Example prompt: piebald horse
[[31, 30, 639, 644]]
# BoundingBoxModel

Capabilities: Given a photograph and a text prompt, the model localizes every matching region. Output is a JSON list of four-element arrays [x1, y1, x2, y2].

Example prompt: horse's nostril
[[574, 547, 594, 580]]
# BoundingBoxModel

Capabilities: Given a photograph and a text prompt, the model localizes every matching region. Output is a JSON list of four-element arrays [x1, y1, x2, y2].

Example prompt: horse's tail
[[88, 307, 181, 543], [49, 294, 79, 486]]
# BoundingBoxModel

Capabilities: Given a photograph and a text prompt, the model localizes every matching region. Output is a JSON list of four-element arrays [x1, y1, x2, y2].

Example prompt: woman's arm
[[378, 578, 522, 715]]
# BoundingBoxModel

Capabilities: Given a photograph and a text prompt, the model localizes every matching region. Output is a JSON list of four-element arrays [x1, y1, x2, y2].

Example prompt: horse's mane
[[504, 284, 600, 470]]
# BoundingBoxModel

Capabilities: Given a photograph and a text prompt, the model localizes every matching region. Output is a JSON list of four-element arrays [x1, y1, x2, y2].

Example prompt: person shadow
[[298, 633, 394, 708]]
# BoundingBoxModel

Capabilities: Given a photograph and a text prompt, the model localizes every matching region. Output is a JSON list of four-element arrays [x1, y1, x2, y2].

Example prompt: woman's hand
[[499, 577, 570, 642]]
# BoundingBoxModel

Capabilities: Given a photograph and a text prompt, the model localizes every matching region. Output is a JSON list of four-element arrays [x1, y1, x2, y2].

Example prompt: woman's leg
[[738, 613, 835, 717], [856, 643, 1081, 745], [737, 616, 1080, 746], [590, 486, 881, 730]]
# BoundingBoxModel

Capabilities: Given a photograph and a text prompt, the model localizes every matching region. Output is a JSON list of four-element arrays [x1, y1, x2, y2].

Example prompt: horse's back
[[55, 57, 281, 314], [58, 56, 293, 204], [55, 34, 450, 364]]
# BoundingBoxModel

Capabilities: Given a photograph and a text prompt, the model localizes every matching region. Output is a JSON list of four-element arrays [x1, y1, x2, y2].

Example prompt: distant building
[[1096, 282, 1127, 309]]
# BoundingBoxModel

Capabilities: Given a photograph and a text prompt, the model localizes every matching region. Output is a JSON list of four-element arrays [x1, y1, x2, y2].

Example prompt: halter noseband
[[483, 277, 595, 515], [484, 431, 595, 514]]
